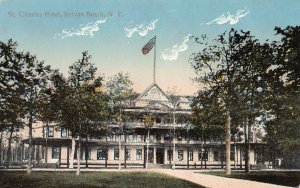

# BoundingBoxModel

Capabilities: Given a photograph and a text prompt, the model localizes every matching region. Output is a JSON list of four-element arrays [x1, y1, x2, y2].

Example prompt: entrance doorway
[[145, 148, 154, 163], [156, 148, 164, 164]]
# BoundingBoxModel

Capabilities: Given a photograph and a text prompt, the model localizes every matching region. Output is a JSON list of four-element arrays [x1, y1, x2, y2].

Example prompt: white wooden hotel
[[21, 83, 264, 169]]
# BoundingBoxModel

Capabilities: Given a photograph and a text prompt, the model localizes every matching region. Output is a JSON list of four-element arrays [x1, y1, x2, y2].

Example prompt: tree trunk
[[225, 112, 231, 175], [76, 136, 81, 176], [5, 126, 14, 168], [234, 137, 236, 169], [118, 135, 121, 169], [69, 137, 75, 169], [146, 129, 149, 169], [0, 131, 3, 165], [45, 122, 48, 167], [244, 121, 250, 173], [85, 135, 88, 168], [27, 115, 33, 175]]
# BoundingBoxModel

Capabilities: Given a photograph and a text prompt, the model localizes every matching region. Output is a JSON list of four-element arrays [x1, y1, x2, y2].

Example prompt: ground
[[201, 170, 300, 187], [0, 171, 203, 188]]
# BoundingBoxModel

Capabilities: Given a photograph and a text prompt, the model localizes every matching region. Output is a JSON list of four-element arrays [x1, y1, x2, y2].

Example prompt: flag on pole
[[142, 36, 156, 55]]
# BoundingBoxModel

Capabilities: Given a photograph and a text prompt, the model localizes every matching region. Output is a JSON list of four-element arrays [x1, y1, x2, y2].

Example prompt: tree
[[52, 51, 106, 175], [190, 90, 225, 168], [262, 26, 300, 168], [0, 39, 25, 168], [21, 53, 51, 174], [0, 39, 51, 173], [190, 29, 271, 174], [142, 114, 154, 169], [106, 72, 134, 169]]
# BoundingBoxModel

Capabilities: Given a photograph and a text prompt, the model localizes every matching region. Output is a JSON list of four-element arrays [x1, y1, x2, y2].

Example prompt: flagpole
[[153, 37, 156, 83]]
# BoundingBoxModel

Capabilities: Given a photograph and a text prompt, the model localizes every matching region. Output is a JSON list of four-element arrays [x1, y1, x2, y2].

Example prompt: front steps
[[147, 164, 171, 169]]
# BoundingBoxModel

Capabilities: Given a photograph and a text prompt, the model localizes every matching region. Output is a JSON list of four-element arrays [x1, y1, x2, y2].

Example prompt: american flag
[[142, 36, 156, 55]]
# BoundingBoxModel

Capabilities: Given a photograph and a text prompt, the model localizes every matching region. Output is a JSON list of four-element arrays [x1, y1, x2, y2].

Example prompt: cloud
[[206, 9, 249, 25], [55, 18, 107, 39], [161, 34, 192, 61], [124, 19, 158, 38]]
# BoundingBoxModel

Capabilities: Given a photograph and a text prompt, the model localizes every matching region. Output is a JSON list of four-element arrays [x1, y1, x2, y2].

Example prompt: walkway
[[151, 169, 292, 188]]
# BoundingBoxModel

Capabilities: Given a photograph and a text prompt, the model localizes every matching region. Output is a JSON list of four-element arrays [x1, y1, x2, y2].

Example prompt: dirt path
[[151, 169, 291, 188]]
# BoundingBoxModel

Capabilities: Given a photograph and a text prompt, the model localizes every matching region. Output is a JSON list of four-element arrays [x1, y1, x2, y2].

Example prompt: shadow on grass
[[0, 171, 204, 188], [200, 171, 300, 187]]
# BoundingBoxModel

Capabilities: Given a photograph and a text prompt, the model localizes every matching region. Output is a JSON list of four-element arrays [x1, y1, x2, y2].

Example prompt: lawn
[[201, 170, 300, 187], [0, 171, 203, 188]]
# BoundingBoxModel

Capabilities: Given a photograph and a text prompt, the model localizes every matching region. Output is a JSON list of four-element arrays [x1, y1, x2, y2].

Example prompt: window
[[114, 149, 119, 160], [156, 134, 161, 141], [203, 151, 208, 161], [121, 135, 125, 142], [136, 135, 142, 143], [133, 135, 137, 142], [230, 147, 235, 161], [97, 149, 107, 160], [149, 135, 154, 143], [52, 147, 60, 159], [61, 127, 67, 138], [81, 147, 91, 160], [188, 150, 193, 161], [165, 118, 172, 124], [177, 134, 182, 141], [164, 134, 170, 141], [198, 152, 202, 161], [167, 150, 173, 161], [199, 150, 208, 161], [128, 135, 133, 142], [156, 118, 161, 124], [178, 150, 183, 161], [125, 149, 131, 160], [48, 127, 54, 138], [213, 151, 219, 161], [136, 149, 142, 160]]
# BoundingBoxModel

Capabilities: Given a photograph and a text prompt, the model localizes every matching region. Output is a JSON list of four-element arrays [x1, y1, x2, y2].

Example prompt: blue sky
[[0, 0, 299, 95]]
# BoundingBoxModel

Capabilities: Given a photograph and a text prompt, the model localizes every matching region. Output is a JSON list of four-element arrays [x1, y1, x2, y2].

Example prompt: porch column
[[153, 147, 156, 164], [124, 145, 127, 168], [67, 146, 69, 168], [21, 143, 24, 163], [187, 147, 189, 168], [105, 148, 108, 168], [143, 146, 146, 168]]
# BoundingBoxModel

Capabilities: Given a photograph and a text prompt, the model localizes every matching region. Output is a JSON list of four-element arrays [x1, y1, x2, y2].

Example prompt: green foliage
[[50, 51, 108, 138], [106, 72, 134, 111], [142, 114, 154, 129], [191, 26, 300, 168], [189, 90, 225, 141], [106, 72, 134, 135], [261, 26, 300, 165]]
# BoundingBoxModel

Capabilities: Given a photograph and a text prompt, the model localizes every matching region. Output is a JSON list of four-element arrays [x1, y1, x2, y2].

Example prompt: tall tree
[[190, 90, 225, 168], [190, 29, 270, 174], [0, 39, 25, 168], [106, 72, 134, 169], [262, 26, 300, 168], [0, 39, 51, 173], [21, 53, 51, 174], [52, 51, 107, 175]]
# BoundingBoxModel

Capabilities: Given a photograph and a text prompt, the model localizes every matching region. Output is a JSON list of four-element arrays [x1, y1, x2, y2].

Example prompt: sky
[[0, 0, 299, 95]]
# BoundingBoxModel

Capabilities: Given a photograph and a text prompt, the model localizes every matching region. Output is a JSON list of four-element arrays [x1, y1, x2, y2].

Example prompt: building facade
[[22, 83, 263, 169]]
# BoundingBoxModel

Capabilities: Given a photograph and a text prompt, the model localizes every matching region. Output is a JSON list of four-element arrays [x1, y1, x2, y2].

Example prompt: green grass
[[201, 171, 300, 187], [0, 171, 203, 188]]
